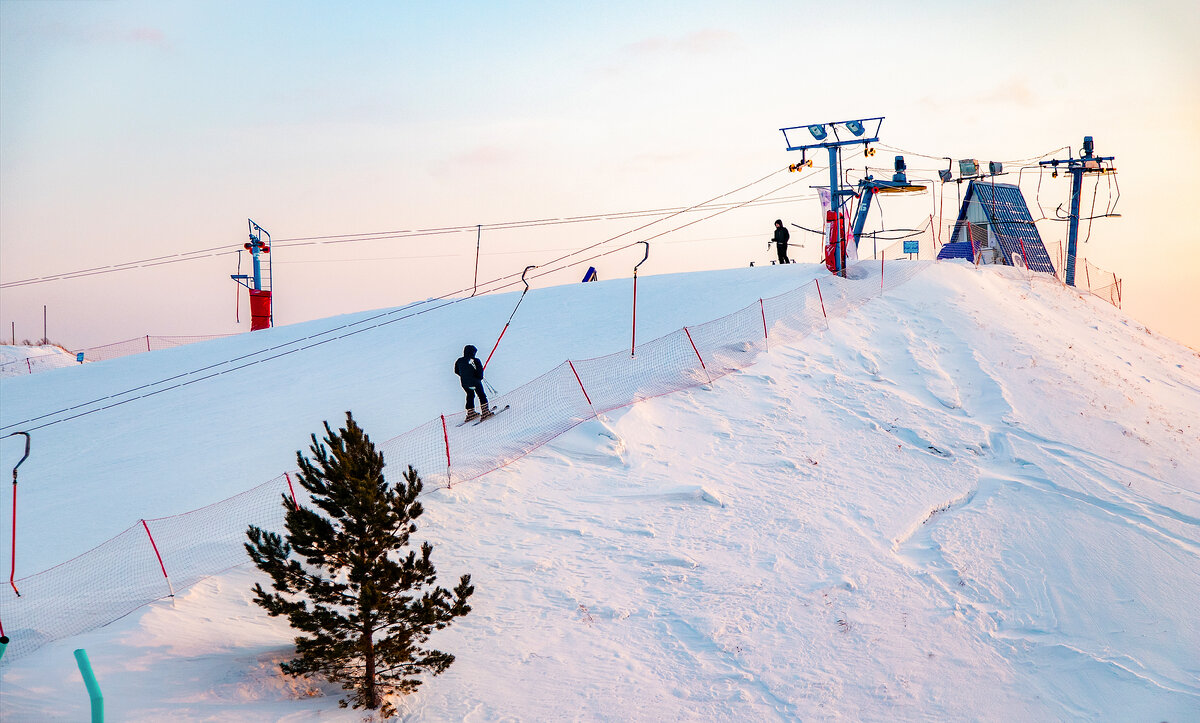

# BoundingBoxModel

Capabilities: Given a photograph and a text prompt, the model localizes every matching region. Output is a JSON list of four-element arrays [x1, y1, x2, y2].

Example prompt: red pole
[[568, 360, 593, 407], [141, 519, 174, 597], [759, 299, 768, 352], [683, 327, 710, 383], [814, 279, 827, 318], [440, 414, 452, 486], [146, 335, 151, 352], [284, 472, 300, 511]]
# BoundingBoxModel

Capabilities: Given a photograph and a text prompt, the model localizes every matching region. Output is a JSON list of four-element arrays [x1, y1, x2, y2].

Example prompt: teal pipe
[[73, 648, 104, 722]]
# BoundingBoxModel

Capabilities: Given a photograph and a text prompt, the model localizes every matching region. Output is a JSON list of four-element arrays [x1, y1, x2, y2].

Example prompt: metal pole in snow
[[74, 648, 105, 722], [631, 242, 650, 358], [6, 432, 30, 597], [472, 225, 482, 297]]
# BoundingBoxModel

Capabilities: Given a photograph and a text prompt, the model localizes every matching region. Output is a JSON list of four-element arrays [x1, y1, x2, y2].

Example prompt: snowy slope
[[2, 262, 1199, 721]]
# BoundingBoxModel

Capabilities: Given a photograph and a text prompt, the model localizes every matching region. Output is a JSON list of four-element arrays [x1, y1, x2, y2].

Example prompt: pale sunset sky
[[2, 0, 1197, 349]]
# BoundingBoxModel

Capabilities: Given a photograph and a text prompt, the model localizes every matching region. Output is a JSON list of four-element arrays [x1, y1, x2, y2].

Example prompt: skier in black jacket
[[772, 219, 791, 264], [454, 345, 492, 421]]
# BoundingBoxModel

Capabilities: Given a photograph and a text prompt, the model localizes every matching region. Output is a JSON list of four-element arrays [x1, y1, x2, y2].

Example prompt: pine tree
[[246, 411, 474, 715]]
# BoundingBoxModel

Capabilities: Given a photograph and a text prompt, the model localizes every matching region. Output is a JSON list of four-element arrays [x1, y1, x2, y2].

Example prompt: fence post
[[814, 278, 828, 325], [284, 472, 300, 511], [440, 415, 452, 488], [140, 519, 174, 598], [145, 335, 151, 352], [880, 251, 885, 295], [567, 360, 598, 418], [759, 299, 768, 352], [682, 327, 712, 385]]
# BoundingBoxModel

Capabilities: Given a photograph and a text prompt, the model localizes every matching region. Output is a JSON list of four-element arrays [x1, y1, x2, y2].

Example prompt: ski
[[472, 404, 510, 425]]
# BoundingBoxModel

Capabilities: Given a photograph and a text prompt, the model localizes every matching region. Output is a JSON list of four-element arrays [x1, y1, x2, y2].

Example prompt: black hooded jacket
[[454, 345, 484, 385], [773, 224, 790, 245]]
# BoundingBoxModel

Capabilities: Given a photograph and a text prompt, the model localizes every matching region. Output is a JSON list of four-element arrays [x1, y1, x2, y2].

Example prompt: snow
[[1, 261, 1198, 720], [0, 345, 79, 378]]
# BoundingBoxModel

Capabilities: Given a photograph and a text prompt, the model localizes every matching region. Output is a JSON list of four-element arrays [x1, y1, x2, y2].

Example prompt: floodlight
[[938, 169, 953, 182], [958, 159, 979, 176], [989, 161, 1003, 175], [808, 124, 828, 141], [844, 120, 865, 136]]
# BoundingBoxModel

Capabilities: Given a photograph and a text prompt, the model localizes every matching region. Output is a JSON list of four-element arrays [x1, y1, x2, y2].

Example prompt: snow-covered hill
[[1, 261, 1198, 720]]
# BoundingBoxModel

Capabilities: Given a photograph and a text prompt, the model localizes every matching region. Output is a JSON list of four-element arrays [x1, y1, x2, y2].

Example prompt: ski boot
[[464, 408, 480, 422]]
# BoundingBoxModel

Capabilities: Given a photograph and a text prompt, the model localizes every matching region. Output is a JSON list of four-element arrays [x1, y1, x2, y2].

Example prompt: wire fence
[[0, 257, 1030, 663], [0, 334, 236, 377]]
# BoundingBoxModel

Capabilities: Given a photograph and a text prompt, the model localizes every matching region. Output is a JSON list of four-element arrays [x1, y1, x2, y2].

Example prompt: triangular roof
[[943, 181, 1056, 274]]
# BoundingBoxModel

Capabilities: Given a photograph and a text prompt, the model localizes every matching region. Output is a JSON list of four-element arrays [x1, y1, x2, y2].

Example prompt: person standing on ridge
[[772, 219, 791, 264], [454, 345, 492, 421]]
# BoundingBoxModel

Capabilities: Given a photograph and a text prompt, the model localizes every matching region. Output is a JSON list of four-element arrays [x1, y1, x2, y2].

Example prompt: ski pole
[[483, 265, 536, 371], [6, 431, 30, 597], [631, 241, 650, 357]]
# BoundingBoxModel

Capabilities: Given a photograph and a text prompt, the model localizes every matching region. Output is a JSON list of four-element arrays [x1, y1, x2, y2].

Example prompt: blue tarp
[[936, 241, 975, 261]]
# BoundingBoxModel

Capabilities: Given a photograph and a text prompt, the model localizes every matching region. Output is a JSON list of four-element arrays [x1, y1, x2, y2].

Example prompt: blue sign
[[903, 240, 920, 255]]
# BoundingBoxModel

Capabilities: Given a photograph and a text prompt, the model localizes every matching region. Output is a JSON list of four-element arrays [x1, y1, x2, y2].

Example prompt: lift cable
[[2, 163, 820, 432]]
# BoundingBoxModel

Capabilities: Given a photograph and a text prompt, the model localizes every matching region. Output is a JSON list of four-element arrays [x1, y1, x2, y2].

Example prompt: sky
[[2, 0, 1198, 349]]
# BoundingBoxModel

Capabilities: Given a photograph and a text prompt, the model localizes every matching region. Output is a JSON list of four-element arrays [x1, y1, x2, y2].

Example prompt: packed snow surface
[[1, 261, 1198, 720]]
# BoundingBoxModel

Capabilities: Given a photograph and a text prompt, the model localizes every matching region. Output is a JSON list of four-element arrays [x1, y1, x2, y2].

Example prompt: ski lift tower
[[1038, 136, 1117, 286], [230, 218, 273, 331], [780, 116, 884, 276]]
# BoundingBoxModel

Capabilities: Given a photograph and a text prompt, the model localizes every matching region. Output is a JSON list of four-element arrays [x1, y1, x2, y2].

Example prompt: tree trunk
[[363, 620, 377, 709]]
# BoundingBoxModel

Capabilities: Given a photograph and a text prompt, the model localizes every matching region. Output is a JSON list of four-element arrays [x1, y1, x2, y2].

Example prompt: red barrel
[[249, 290, 272, 331]]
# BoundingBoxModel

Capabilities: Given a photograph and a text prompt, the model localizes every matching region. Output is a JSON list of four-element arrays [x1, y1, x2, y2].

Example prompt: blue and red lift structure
[[231, 219, 273, 331], [849, 155, 926, 251], [780, 117, 923, 274], [1038, 136, 1117, 287]]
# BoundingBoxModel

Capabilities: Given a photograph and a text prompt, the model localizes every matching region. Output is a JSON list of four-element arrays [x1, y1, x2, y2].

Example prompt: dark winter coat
[[454, 345, 484, 386], [773, 225, 790, 245]]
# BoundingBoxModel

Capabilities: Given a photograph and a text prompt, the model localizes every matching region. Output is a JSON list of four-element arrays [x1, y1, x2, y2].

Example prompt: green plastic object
[[0, 635, 9, 664], [73, 648, 104, 722]]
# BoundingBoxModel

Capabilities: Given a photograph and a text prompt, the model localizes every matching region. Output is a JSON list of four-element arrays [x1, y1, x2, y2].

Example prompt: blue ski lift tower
[[780, 116, 885, 276], [230, 219, 273, 330], [1038, 136, 1117, 286]]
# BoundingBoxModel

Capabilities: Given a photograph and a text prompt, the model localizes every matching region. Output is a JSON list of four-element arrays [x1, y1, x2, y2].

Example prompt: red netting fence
[[0, 334, 235, 377], [0, 261, 926, 662]]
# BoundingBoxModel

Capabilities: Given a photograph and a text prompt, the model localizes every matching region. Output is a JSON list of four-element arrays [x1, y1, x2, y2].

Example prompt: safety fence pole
[[140, 519, 174, 598], [814, 279, 828, 323], [567, 360, 598, 418], [759, 299, 768, 352], [881, 251, 885, 295], [284, 472, 300, 511], [440, 415, 452, 487], [682, 327, 711, 385], [145, 335, 151, 352]]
